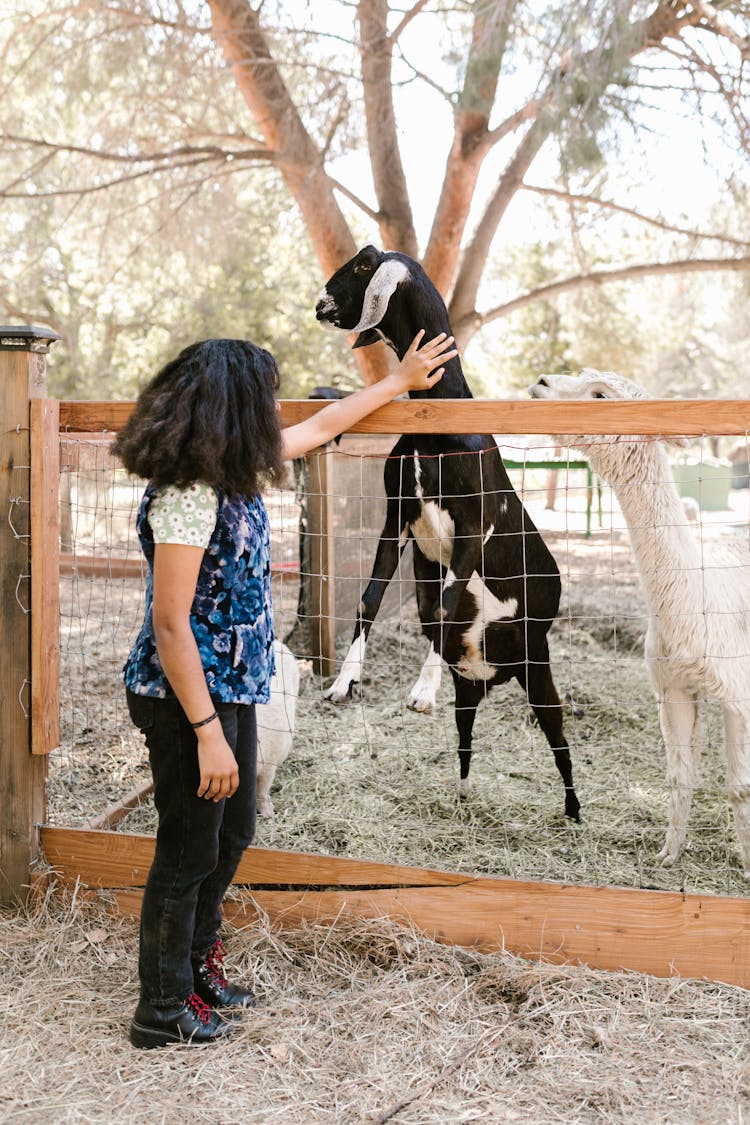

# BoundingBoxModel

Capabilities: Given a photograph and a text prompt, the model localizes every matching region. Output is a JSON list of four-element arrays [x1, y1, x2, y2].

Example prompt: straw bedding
[[1, 888, 748, 1124], [21, 525, 749, 1122]]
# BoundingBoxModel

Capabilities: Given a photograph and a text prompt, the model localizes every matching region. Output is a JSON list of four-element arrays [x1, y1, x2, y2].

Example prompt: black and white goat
[[315, 245, 580, 821]]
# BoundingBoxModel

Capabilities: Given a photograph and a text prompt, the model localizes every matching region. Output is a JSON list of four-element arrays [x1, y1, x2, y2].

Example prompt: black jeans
[[126, 690, 257, 1006]]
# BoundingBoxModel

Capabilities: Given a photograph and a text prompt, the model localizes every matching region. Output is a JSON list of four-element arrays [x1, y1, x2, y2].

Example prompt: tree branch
[[326, 175, 382, 223], [357, 0, 418, 254], [520, 183, 750, 249], [448, 1, 716, 336], [423, 0, 520, 294], [459, 256, 750, 336], [388, 0, 431, 45]]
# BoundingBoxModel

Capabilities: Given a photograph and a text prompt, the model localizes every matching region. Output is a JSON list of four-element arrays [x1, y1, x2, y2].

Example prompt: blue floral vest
[[123, 484, 275, 704]]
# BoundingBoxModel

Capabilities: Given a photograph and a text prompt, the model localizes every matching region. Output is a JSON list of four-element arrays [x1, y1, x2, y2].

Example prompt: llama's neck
[[587, 439, 702, 604]]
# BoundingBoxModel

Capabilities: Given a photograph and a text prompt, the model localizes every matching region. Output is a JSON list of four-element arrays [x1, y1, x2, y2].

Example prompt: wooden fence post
[[0, 326, 60, 906], [307, 446, 336, 677]]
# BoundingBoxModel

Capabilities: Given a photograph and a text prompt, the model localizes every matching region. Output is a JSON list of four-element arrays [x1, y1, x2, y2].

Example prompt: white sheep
[[256, 641, 299, 819], [529, 369, 750, 877]]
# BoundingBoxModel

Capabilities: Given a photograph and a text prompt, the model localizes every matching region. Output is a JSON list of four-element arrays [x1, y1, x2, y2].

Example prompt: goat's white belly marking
[[459, 575, 518, 681], [411, 501, 454, 567]]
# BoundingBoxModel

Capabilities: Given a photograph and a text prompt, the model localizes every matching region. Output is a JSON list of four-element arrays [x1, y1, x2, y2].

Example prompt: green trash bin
[[671, 458, 732, 511]]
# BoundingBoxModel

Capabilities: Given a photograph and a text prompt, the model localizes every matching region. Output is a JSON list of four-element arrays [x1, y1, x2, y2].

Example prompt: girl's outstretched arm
[[280, 330, 457, 461]]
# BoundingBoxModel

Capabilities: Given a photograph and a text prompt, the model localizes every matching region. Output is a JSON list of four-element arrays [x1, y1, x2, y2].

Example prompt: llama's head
[[529, 368, 648, 405], [528, 369, 689, 458]]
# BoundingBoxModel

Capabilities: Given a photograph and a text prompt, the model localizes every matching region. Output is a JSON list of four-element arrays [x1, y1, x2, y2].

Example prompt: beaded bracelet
[[190, 711, 219, 730]]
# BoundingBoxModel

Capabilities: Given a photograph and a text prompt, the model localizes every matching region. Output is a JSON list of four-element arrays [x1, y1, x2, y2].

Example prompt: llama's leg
[[654, 687, 701, 867], [722, 706, 750, 878], [325, 502, 409, 703], [520, 657, 580, 822], [452, 674, 485, 798], [256, 766, 275, 819]]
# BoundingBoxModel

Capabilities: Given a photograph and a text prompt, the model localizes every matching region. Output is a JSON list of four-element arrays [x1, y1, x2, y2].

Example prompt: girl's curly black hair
[[113, 338, 285, 496]]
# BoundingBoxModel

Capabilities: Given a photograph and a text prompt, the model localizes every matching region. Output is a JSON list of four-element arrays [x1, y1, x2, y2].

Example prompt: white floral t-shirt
[[148, 482, 218, 548]]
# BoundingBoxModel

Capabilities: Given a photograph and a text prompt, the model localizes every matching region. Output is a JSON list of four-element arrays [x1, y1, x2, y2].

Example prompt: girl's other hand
[[394, 330, 458, 393], [196, 726, 240, 802]]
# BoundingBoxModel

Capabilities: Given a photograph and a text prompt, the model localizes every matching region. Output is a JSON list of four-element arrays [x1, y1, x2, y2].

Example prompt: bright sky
[[302, 0, 738, 249]]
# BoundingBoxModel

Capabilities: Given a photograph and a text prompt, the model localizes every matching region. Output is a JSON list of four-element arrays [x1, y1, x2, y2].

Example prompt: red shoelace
[[186, 992, 213, 1025], [205, 939, 229, 987]]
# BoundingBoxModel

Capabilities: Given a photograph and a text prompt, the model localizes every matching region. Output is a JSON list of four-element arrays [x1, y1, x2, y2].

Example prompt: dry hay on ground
[[1, 889, 748, 1125], [49, 530, 750, 897]]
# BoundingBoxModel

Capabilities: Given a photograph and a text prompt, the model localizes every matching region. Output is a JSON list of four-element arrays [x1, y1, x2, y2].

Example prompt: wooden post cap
[[0, 326, 61, 351]]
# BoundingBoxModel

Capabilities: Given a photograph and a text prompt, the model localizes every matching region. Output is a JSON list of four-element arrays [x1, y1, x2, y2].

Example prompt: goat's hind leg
[[452, 674, 485, 798], [522, 658, 580, 822], [722, 705, 750, 879]]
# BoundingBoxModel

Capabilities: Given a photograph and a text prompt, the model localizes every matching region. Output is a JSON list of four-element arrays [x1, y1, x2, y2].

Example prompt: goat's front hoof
[[323, 680, 355, 705], [457, 778, 471, 799], [257, 800, 275, 819], [407, 692, 434, 715]]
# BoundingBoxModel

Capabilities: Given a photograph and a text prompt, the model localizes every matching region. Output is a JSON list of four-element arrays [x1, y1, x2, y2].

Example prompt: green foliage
[[1, 1, 748, 402]]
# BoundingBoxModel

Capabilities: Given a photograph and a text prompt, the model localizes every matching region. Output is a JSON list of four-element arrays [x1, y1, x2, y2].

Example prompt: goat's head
[[315, 244, 453, 356], [528, 369, 689, 450], [315, 245, 412, 347]]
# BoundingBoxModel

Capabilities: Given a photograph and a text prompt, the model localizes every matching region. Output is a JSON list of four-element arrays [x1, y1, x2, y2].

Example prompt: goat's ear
[[352, 329, 381, 349], [352, 259, 410, 333]]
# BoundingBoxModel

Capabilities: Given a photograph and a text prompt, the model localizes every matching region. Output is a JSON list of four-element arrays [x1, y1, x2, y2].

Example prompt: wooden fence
[[2, 325, 750, 988]]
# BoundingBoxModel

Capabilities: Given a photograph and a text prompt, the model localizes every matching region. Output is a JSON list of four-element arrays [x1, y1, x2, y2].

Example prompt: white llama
[[529, 369, 750, 877]]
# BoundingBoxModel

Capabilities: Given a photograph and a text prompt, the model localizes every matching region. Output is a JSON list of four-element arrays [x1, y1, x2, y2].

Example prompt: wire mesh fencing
[[48, 430, 750, 897]]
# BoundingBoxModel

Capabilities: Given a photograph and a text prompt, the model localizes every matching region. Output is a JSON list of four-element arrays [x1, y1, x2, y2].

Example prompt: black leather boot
[[194, 939, 255, 1010], [129, 992, 236, 1049]]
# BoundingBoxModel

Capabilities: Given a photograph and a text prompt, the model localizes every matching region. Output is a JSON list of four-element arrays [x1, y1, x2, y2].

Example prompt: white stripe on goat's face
[[352, 260, 410, 333], [459, 578, 518, 681]]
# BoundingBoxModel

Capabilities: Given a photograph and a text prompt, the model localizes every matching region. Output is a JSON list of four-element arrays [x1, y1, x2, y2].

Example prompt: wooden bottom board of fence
[[40, 827, 749, 988]]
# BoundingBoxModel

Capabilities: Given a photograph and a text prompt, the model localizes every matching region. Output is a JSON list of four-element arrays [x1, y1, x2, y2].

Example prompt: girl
[[113, 330, 456, 1049]]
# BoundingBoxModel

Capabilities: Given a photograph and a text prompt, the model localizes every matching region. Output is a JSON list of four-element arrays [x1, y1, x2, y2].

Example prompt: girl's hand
[[196, 724, 240, 802], [280, 330, 457, 460], [393, 330, 458, 393]]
